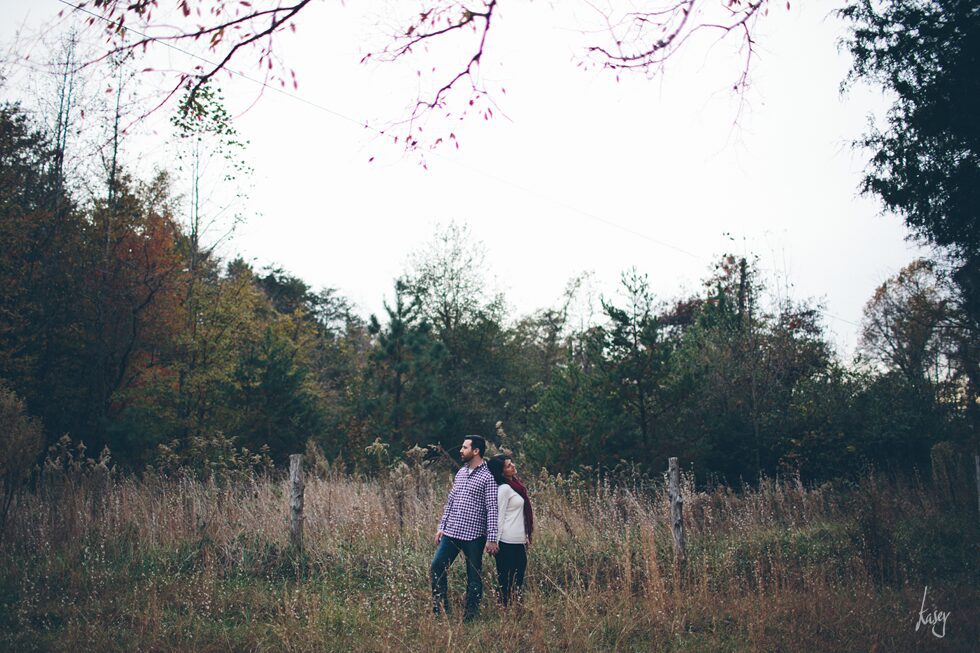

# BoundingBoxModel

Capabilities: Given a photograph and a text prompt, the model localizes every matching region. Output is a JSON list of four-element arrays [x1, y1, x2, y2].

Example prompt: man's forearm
[[485, 479, 499, 542]]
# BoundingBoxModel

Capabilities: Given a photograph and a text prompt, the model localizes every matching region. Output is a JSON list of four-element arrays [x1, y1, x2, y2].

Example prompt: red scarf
[[506, 476, 534, 542]]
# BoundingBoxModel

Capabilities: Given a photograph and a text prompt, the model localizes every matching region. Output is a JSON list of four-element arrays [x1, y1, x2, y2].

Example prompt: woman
[[487, 453, 534, 607]]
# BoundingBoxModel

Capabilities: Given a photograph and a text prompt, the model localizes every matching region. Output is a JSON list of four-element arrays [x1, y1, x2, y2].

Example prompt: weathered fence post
[[289, 454, 304, 551], [668, 457, 686, 562]]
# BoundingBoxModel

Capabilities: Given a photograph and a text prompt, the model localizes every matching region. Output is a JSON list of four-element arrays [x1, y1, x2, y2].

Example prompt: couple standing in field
[[431, 435, 534, 622]]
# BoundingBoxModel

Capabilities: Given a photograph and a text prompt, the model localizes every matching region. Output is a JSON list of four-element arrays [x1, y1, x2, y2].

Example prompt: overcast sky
[[1, 0, 927, 355]]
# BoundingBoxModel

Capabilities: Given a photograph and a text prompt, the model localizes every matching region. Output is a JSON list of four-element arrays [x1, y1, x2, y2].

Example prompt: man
[[431, 435, 499, 621]]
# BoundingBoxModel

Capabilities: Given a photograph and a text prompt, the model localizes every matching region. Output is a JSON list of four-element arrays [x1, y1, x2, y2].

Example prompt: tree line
[[0, 97, 974, 483], [2, 0, 978, 484]]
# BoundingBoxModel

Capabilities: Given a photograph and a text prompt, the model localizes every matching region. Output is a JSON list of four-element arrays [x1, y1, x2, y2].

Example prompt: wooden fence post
[[668, 457, 686, 562], [289, 454, 304, 551]]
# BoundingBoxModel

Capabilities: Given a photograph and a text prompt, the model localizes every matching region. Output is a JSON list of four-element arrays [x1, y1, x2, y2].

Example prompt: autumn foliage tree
[[4, 6, 979, 479]]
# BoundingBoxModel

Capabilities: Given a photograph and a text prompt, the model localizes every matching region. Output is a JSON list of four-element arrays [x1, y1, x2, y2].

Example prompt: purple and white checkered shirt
[[438, 461, 499, 543]]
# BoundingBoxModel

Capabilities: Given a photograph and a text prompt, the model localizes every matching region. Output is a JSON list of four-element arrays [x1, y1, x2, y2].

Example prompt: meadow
[[1, 451, 978, 652]]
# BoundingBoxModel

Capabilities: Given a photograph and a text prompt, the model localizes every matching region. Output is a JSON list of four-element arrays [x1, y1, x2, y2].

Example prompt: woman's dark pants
[[430, 535, 486, 620], [495, 542, 527, 606]]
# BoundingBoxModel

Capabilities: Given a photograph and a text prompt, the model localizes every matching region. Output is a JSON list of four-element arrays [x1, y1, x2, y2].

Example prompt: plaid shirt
[[438, 461, 499, 543]]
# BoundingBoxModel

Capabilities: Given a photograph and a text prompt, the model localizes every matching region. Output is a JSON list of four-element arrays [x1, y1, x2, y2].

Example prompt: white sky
[[1, 0, 927, 355]]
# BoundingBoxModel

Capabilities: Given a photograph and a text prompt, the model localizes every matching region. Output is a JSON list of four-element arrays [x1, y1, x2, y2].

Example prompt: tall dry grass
[[1, 460, 977, 651]]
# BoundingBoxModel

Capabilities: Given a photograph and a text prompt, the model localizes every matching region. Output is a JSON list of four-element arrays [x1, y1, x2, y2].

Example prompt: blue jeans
[[430, 535, 486, 619]]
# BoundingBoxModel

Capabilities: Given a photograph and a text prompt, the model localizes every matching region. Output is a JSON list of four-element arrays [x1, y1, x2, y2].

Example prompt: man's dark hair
[[464, 435, 487, 458]]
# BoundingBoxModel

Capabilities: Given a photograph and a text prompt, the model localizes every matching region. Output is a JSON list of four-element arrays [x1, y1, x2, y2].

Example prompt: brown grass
[[0, 463, 977, 651]]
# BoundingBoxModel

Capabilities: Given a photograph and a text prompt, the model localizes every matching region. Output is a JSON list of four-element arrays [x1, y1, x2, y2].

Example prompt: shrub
[[0, 384, 43, 542]]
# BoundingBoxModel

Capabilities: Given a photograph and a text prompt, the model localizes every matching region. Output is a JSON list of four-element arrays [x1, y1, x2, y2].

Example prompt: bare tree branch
[[362, 1, 499, 152], [71, 0, 313, 103], [586, 0, 764, 92], [60, 0, 773, 155]]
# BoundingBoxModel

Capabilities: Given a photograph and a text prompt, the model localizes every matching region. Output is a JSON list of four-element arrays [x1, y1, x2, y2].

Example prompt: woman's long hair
[[490, 454, 534, 541], [487, 456, 507, 486]]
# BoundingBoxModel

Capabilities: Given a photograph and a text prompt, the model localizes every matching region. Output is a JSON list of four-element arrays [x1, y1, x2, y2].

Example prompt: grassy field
[[1, 459, 978, 652]]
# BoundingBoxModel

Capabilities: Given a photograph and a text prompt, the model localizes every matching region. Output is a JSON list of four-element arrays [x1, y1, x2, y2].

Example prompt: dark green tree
[[404, 222, 509, 443], [841, 0, 980, 259], [526, 354, 629, 472], [257, 274, 372, 462], [842, 0, 980, 437], [600, 269, 672, 451], [231, 322, 325, 461], [367, 280, 450, 453], [498, 307, 570, 441], [0, 104, 93, 446]]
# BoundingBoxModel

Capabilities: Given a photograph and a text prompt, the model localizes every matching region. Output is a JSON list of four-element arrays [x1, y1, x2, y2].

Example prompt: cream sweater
[[497, 484, 526, 544]]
